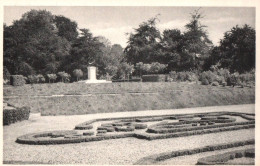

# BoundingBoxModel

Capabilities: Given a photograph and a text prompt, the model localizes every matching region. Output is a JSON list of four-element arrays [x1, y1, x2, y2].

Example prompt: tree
[[67, 29, 104, 78], [182, 9, 213, 71], [161, 29, 184, 71], [218, 24, 255, 73], [73, 69, 83, 81], [125, 16, 162, 64], [54, 15, 78, 42], [118, 62, 135, 80], [4, 10, 71, 76]]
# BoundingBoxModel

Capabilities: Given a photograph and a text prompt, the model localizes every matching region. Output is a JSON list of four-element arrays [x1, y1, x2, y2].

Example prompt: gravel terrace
[[3, 104, 255, 164]]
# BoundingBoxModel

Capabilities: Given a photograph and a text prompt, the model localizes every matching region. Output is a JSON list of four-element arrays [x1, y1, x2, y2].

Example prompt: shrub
[[167, 71, 177, 82], [58, 71, 71, 83], [37, 74, 45, 83], [211, 81, 219, 86], [142, 75, 166, 82], [201, 78, 209, 85], [199, 71, 218, 84], [227, 73, 239, 87], [83, 131, 94, 136], [73, 69, 83, 81], [216, 68, 230, 82], [3, 106, 30, 125], [28, 75, 39, 84], [47, 74, 57, 83], [10, 75, 26, 86], [4, 66, 11, 85]]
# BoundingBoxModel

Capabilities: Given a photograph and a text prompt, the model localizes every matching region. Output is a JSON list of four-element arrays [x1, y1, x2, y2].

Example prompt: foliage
[[4, 10, 71, 76], [37, 74, 46, 83], [73, 69, 83, 81], [28, 75, 39, 84], [57, 71, 71, 83], [3, 106, 30, 125], [46, 74, 57, 83], [218, 24, 255, 72], [125, 16, 162, 64], [10, 75, 26, 86], [118, 62, 135, 79], [168, 71, 198, 82]]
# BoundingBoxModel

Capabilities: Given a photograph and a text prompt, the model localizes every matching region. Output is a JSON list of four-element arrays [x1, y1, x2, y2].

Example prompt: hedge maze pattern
[[16, 111, 255, 145], [134, 139, 255, 165]]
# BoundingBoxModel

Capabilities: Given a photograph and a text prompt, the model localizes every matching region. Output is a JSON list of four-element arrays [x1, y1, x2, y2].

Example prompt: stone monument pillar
[[87, 66, 97, 81], [81, 66, 111, 84]]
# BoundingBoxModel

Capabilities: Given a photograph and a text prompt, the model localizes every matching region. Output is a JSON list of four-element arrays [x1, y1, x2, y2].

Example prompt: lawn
[[3, 82, 255, 115]]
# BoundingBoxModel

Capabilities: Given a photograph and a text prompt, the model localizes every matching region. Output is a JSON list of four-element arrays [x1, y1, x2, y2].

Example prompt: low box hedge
[[134, 139, 255, 165], [197, 148, 255, 165], [3, 106, 30, 125], [10, 75, 26, 86], [142, 74, 166, 82]]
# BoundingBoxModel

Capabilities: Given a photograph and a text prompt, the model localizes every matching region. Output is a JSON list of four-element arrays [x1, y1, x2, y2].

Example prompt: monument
[[84, 66, 112, 84]]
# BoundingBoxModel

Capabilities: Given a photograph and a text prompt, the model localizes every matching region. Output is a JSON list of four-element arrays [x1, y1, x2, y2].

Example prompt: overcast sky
[[4, 6, 255, 48]]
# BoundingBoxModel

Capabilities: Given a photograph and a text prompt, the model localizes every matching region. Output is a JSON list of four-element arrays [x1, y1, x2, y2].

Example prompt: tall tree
[[4, 10, 71, 76], [125, 16, 162, 64], [218, 24, 255, 73], [54, 15, 78, 42], [182, 9, 213, 71]]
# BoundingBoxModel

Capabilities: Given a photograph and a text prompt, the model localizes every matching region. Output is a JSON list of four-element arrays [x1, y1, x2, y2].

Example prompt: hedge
[[197, 148, 255, 165], [10, 75, 26, 86], [142, 74, 166, 82], [16, 111, 255, 145], [134, 139, 254, 165], [112, 78, 141, 82], [147, 121, 254, 134], [3, 106, 30, 125]]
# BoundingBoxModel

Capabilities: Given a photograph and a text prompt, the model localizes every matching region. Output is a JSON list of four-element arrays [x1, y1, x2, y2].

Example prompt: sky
[[4, 6, 255, 48]]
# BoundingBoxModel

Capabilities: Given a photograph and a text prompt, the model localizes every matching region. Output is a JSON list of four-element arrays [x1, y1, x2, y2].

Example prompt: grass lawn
[[3, 82, 255, 115]]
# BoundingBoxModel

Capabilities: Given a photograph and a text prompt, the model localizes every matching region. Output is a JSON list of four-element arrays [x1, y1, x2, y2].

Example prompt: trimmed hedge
[[134, 139, 255, 165], [197, 148, 255, 165], [112, 78, 141, 82], [10, 75, 26, 86], [147, 121, 254, 134], [16, 111, 255, 145], [3, 106, 30, 125], [142, 75, 166, 82]]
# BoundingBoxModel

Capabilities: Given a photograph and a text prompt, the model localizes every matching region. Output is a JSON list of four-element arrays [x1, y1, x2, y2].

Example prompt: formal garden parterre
[[16, 111, 255, 145]]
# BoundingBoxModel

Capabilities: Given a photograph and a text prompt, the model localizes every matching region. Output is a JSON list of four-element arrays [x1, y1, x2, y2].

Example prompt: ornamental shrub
[[211, 81, 219, 86], [37, 74, 45, 83], [3, 106, 30, 125], [47, 74, 57, 83], [10, 75, 26, 86], [28, 75, 39, 84]]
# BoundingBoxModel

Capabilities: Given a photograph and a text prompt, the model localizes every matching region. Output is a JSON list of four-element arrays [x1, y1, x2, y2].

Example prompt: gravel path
[[3, 104, 255, 164]]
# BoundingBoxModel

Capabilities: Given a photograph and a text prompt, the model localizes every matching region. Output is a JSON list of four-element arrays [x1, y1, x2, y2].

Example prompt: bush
[[3, 106, 30, 125], [211, 81, 219, 86], [201, 78, 209, 85], [199, 71, 218, 84], [37, 74, 45, 83], [10, 75, 26, 86], [47, 74, 57, 83], [28, 75, 39, 84], [142, 74, 166, 82]]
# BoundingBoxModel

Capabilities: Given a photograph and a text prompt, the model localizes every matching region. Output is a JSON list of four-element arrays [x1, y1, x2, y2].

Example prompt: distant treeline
[[4, 9, 255, 82]]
